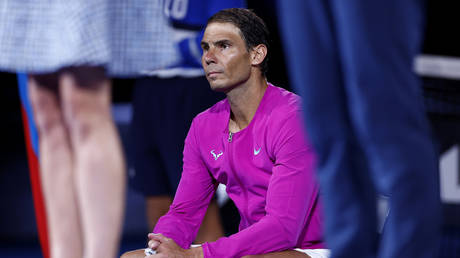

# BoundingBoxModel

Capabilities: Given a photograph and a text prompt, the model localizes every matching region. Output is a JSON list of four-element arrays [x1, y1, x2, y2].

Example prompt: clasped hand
[[146, 233, 203, 258]]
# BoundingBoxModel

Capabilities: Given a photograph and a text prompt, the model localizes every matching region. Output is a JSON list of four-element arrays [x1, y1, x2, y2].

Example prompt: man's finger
[[149, 233, 169, 243], [148, 239, 161, 249], [155, 243, 168, 254]]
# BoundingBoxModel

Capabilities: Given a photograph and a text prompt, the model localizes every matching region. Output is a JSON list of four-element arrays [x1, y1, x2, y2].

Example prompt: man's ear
[[250, 44, 267, 66]]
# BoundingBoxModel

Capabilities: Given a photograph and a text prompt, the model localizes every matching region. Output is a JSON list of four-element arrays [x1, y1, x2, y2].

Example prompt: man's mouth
[[207, 71, 222, 76]]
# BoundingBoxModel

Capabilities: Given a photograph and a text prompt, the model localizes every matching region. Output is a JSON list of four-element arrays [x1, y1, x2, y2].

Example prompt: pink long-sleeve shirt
[[154, 83, 325, 257]]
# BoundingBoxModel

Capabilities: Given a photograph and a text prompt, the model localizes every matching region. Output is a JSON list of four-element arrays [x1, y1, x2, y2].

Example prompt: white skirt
[[0, 0, 179, 76]]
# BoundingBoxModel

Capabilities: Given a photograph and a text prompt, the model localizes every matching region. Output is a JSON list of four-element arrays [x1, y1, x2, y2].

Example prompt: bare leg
[[120, 248, 146, 258], [121, 248, 310, 258], [29, 76, 83, 258], [145, 197, 223, 243], [145, 196, 173, 230], [60, 70, 126, 258], [194, 200, 224, 243]]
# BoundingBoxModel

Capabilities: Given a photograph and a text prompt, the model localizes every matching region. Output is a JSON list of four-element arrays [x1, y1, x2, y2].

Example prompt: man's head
[[201, 8, 269, 92]]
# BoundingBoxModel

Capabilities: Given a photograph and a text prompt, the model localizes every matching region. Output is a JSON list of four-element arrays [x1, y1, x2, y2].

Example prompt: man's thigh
[[243, 250, 309, 258], [120, 248, 146, 258], [121, 249, 311, 258]]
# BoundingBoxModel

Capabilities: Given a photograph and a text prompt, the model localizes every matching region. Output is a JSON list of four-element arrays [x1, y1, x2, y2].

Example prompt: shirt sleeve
[[202, 111, 320, 257], [153, 118, 217, 249]]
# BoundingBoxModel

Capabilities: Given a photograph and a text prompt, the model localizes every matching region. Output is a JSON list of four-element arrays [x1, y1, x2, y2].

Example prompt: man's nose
[[203, 49, 216, 65]]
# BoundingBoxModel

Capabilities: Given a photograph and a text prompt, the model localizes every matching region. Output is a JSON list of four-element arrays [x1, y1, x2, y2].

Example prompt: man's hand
[[148, 233, 162, 251], [147, 233, 204, 258]]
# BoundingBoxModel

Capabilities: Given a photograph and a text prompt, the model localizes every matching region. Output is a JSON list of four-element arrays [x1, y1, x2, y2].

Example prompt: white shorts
[[294, 248, 330, 258], [150, 245, 331, 258]]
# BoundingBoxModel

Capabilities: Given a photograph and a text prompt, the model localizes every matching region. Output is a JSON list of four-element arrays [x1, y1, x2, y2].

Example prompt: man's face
[[201, 22, 252, 92]]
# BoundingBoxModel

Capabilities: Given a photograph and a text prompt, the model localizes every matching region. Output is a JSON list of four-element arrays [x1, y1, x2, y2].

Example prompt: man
[[130, 0, 245, 243], [278, 1, 441, 258], [122, 8, 327, 258]]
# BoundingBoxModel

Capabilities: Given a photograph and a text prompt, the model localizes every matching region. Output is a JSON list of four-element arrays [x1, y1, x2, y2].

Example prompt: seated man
[[122, 8, 328, 258]]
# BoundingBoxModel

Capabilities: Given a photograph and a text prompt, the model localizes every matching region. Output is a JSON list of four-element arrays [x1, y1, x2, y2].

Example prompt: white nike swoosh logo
[[254, 147, 261, 155]]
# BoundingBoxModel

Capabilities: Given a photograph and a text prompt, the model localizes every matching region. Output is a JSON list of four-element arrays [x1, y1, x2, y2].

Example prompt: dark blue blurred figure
[[278, 1, 441, 258]]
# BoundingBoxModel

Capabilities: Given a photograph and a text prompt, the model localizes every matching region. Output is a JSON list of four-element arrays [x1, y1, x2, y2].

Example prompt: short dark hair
[[207, 8, 270, 76]]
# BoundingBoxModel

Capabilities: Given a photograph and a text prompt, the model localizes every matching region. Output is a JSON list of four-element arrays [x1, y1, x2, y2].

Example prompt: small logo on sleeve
[[254, 147, 262, 155], [211, 150, 223, 160]]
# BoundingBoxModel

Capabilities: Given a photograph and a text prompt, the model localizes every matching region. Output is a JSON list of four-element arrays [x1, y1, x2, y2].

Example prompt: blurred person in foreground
[[278, 1, 441, 258], [122, 8, 328, 258], [0, 1, 179, 257]]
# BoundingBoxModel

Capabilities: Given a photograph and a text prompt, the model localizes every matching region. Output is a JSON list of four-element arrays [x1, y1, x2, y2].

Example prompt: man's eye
[[219, 43, 229, 49]]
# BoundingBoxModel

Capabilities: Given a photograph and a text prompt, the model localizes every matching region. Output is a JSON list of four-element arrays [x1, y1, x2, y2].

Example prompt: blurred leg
[[331, 1, 441, 257], [29, 75, 83, 258], [59, 67, 126, 258], [278, 1, 378, 257]]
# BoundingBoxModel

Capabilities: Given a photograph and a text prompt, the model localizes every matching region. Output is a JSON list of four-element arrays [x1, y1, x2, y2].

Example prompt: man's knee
[[120, 248, 146, 258], [242, 250, 310, 258]]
